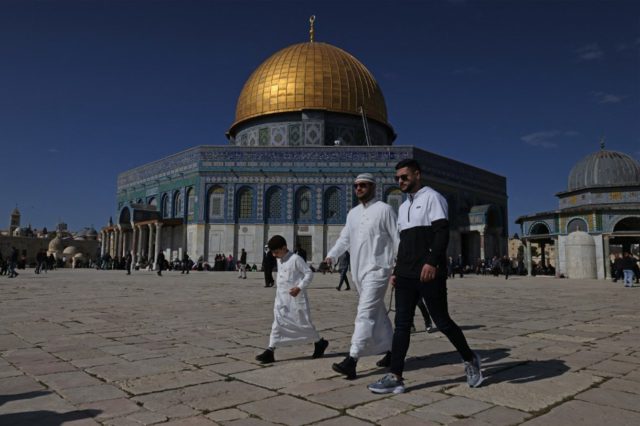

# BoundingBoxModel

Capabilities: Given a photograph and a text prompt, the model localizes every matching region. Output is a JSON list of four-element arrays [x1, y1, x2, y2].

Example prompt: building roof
[[229, 42, 390, 135], [567, 149, 640, 192]]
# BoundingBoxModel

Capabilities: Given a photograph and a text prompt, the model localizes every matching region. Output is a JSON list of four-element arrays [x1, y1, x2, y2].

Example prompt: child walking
[[255, 235, 329, 363]]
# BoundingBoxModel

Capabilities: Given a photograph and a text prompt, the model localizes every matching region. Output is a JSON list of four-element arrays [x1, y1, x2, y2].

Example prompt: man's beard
[[357, 192, 374, 203]]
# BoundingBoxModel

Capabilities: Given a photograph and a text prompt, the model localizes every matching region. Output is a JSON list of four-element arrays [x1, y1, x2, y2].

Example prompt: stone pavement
[[1, 269, 639, 425]]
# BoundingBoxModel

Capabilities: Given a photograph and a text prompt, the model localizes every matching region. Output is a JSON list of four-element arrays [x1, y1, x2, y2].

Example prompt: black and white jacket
[[394, 186, 450, 279]]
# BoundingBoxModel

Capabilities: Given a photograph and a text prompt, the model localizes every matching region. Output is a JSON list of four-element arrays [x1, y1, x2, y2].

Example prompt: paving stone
[[346, 397, 414, 421], [59, 384, 129, 404], [0, 374, 46, 394], [37, 370, 103, 390], [473, 405, 530, 425], [77, 397, 142, 419], [238, 394, 338, 425], [118, 369, 222, 395], [222, 418, 277, 426], [281, 378, 349, 397], [18, 361, 78, 375], [600, 377, 640, 394], [378, 412, 442, 425], [392, 388, 449, 407], [306, 384, 387, 409], [585, 359, 638, 377], [447, 370, 602, 412], [521, 400, 640, 425], [419, 395, 493, 417], [87, 357, 192, 382], [160, 417, 219, 425], [125, 409, 169, 424], [0, 334, 31, 350], [311, 416, 373, 426], [205, 360, 260, 375], [206, 408, 249, 422], [575, 387, 640, 412]]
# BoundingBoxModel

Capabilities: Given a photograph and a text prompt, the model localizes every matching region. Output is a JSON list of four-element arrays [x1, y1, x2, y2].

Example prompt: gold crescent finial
[[309, 15, 316, 42], [600, 135, 605, 150]]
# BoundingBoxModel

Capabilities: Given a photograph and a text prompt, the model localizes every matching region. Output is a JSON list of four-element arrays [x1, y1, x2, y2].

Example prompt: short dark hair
[[395, 158, 421, 173], [268, 235, 287, 251]]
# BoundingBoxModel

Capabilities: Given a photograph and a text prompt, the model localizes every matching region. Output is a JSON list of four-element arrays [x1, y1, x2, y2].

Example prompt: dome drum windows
[[208, 186, 225, 221]]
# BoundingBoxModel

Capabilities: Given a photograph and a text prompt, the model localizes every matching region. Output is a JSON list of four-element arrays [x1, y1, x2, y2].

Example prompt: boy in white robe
[[255, 235, 329, 363]]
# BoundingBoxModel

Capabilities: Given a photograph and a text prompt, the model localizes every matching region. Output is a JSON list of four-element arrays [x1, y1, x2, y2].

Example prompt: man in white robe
[[256, 235, 329, 363], [325, 173, 398, 379]]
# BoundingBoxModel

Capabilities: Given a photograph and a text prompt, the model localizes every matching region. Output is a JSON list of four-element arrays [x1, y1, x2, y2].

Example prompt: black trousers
[[390, 275, 473, 377], [337, 269, 350, 289], [264, 268, 274, 286]]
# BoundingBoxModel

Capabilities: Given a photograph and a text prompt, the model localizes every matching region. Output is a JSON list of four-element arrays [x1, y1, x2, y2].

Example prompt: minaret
[[9, 206, 20, 235]]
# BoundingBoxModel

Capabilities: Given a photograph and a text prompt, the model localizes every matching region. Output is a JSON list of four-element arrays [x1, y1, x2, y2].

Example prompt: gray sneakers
[[464, 352, 484, 388], [367, 373, 405, 394]]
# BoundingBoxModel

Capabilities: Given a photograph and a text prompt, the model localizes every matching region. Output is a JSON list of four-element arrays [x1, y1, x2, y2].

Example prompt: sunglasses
[[394, 174, 411, 182], [353, 182, 371, 189]]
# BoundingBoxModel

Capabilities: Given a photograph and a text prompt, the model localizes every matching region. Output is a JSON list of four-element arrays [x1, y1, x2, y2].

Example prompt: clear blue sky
[[1, 0, 638, 235]]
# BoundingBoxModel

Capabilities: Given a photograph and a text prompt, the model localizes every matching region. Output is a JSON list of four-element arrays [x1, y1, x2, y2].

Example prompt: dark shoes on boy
[[255, 349, 275, 364], [332, 355, 357, 380], [257, 339, 328, 364], [376, 351, 392, 367], [312, 338, 329, 359]]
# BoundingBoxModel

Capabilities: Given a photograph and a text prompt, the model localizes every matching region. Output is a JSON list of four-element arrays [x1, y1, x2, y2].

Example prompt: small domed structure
[[565, 231, 597, 279], [48, 236, 63, 252], [567, 149, 640, 192], [62, 246, 78, 257]]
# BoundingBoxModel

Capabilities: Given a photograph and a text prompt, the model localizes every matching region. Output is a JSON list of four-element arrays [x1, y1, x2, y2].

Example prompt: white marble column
[[154, 223, 163, 268], [100, 231, 106, 257], [137, 225, 144, 259], [131, 223, 137, 266], [525, 239, 532, 277], [479, 230, 485, 261], [603, 235, 611, 279], [147, 224, 154, 262], [115, 228, 121, 259]]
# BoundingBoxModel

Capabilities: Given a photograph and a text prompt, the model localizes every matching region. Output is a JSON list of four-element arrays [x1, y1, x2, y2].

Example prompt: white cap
[[354, 173, 375, 184]]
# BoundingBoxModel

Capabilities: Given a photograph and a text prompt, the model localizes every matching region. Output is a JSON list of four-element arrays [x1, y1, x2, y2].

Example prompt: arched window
[[567, 218, 588, 233], [265, 186, 284, 222], [385, 188, 403, 215], [613, 216, 640, 232], [208, 186, 225, 220], [295, 187, 312, 222], [148, 197, 157, 208], [136, 198, 143, 204], [529, 222, 550, 235], [161, 195, 170, 218], [324, 187, 341, 221], [186, 187, 195, 217], [237, 187, 254, 219], [174, 191, 183, 217]]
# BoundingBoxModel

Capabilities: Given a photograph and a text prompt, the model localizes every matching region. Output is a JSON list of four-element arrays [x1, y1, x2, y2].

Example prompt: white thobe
[[326, 199, 398, 357], [268, 251, 320, 348]]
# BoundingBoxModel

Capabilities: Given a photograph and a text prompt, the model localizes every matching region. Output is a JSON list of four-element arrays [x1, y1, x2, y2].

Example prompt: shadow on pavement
[[0, 409, 101, 426], [0, 391, 52, 407], [402, 348, 570, 391]]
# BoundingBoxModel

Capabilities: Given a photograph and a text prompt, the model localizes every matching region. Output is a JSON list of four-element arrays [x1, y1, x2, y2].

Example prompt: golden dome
[[230, 42, 389, 134]]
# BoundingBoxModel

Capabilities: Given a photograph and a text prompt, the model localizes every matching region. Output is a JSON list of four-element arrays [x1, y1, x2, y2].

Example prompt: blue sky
[[1, 0, 638, 235]]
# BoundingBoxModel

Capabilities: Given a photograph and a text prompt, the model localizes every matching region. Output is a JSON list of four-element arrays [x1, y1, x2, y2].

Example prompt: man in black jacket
[[262, 245, 275, 287], [368, 159, 483, 394]]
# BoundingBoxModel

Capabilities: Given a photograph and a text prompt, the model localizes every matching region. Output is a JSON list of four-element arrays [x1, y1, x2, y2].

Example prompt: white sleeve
[[296, 255, 313, 290], [326, 212, 352, 262], [428, 192, 448, 222]]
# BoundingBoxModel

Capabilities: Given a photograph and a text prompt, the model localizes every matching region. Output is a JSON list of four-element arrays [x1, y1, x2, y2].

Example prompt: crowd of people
[[611, 252, 640, 287]]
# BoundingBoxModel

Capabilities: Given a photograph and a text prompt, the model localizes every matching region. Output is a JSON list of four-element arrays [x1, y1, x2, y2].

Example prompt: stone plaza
[[1, 270, 639, 425]]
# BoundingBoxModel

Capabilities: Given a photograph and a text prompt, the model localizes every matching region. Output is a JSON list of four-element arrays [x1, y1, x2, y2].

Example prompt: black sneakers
[[332, 355, 357, 379], [255, 349, 275, 364], [312, 338, 329, 359], [376, 351, 392, 367]]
